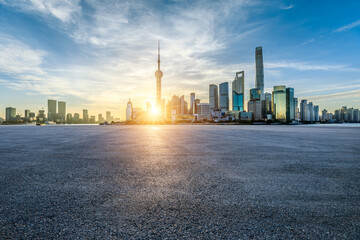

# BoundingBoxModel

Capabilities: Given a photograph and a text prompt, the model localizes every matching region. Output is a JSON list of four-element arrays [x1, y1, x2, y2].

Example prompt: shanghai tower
[[255, 46, 264, 99]]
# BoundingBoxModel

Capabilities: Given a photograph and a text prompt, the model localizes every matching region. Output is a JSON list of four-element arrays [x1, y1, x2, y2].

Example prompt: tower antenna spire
[[157, 40, 160, 70]]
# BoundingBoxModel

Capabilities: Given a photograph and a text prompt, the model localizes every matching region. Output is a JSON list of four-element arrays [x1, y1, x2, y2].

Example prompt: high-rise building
[[250, 88, 261, 101], [294, 98, 299, 120], [197, 103, 211, 121], [155, 41, 163, 107], [300, 100, 308, 121], [321, 109, 328, 121], [90, 116, 96, 123], [209, 84, 219, 111], [24, 109, 30, 118], [83, 109, 89, 123], [232, 71, 244, 111], [6, 107, 16, 122], [308, 102, 314, 122], [314, 105, 319, 122], [106, 111, 111, 122], [286, 87, 295, 122], [219, 82, 229, 112], [248, 100, 262, 121], [66, 113, 72, 123], [98, 114, 104, 123], [190, 93, 195, 114], [264, 92, 272, 115], [47, 99, 57, 121], [272, 86, 286, 121], [255, 46, 264, 99], [353, 109, 360, 123], [58, 101, 66, 122], [126, 99, 133, 121], [193, 99, 201, 114]]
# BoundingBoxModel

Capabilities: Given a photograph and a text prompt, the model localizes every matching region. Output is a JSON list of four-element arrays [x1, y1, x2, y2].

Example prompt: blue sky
[[0, 0, 359, 119]]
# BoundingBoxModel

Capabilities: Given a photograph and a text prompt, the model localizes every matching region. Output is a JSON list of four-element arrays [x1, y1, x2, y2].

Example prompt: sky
[[0, 0, 359, 120]]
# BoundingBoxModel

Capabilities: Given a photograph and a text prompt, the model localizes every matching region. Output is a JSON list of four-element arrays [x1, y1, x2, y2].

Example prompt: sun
[[151, 105, 160, 116]]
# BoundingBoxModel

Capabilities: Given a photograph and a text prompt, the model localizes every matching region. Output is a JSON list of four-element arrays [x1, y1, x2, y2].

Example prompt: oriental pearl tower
[[155, 41, 163, 106]]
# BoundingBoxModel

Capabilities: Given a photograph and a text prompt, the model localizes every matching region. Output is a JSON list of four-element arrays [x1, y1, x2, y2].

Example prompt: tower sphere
[[155, 70, 163, 78]]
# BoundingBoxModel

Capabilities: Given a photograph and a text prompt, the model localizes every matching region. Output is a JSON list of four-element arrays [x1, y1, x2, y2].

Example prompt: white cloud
[[282, 4, 294, 10], [334, 19, 360, 32], [266, 61, 359, 71]]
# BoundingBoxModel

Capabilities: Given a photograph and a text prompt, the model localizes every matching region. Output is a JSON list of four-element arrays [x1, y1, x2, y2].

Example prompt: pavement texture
[[0, 124, 359, 239]]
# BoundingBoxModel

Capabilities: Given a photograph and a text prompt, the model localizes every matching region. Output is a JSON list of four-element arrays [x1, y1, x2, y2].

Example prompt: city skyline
[[0, 1, 360, 119]]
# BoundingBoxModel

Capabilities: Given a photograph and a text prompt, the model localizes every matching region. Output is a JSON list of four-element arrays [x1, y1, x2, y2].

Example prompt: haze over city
[[1, 0, 360, 120]]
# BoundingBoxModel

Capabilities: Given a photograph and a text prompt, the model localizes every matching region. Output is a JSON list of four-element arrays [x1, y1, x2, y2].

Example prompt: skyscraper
[[255, 46, 264, 99], [308, 102, 314, 122], [83, 109, 89, 123], [272, 86, 286, 121], [155, 41, 163, 106], [25, 109, 30, 118], [286, 87, 295, 122], [209, 84, 219, 111], [264, 92, 272, 116], [6, 107, 16, 122], [294, 98, 299, 120], [58, 101, 66, 122], [47, 99, 57, 121], [232, 71, 244, 111], [300, 100, 308, 121], [106, 111, 111, 122], [249, 88, 261, 101], [219, 82, 229, 112], [190, 93, 195, 114]]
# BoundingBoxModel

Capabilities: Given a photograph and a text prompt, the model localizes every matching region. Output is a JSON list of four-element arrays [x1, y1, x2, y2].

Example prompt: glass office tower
[[209, 84, 219, 111], [219, 82, 229, 112], [250, 88, 261, 100], [272, 86, 286, 121], [255, 47, 264, 99], [232, 71, 244, 111], [286, 87, 294, 122], [264, 92, 272, 115]]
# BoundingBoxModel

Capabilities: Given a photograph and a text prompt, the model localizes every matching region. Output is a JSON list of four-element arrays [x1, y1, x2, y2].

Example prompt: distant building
[[321, 109, 328, 121], [66, 113, 72, 123], [255, 46, 264, 99], [264, 92, 272, 116], [219, 82, 229, 112], [197, 103, 211, 121], [248, 100, 262, 121], [106, 111, 112, 122], [314, 105, 319, 122], [294, 98, 299, 120], [98, 114, 104, 123], [209, 84, 219, 111], [25, 109, 30, 118], [189, 93, 195, 114], [126, 99, 133, 121], [308, 102, 314, 122], [286, 87, 295, 122], [232, 71, 244, 111], [83, 109, 89, 123], [48, 99, 57, 121], [272, 86, 286, 121], [300, 100, 308, 122], [58, 101, 66, 122], [6, 107, 16, 122], [90, 116, 96, 123]]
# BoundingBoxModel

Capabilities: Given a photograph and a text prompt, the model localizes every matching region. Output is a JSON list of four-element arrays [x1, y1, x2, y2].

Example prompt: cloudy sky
[[0, 0, 359, 119]]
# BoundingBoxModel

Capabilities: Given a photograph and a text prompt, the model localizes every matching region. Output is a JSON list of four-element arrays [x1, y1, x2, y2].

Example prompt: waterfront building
[[347, 108, 354, 123], [29, 112, 35, 118], [322, 109, 328, 121], [232, 71, 244, 111], [308, 102, 314, 122], [314, 105, 319, 122], [106, 111, 111, 122], [66, 113, 72, 123], [272, 86, 286, 121], [209, 84, 219, 111], [58, 101, 66, 122], [197, 103, 211, 121], [126, 99, 133, 121], [25, 109, 30, 118], [294, 98, 299, 120], [335, 109, 341, 121], [189, 93, 195, 114], [47, 99, 57, 121], [180, 95, 187, 116], [340, 106, 347, 122], [248, 100, 262, 121], [353, 109, 360, 122], [5, 107, 16, 122], [255, 46, 264, 99], [98, 114, 104, 123], [286, 87, 295, 122], [219, 82, 229, 112], [264, 92, 272, 116], [83, 109, 89, 123], [90, 116, 96, 123], [300, 100, 309, 122]]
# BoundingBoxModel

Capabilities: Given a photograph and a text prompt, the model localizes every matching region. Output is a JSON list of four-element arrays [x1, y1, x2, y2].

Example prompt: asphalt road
[[0, 125, 359, 239]]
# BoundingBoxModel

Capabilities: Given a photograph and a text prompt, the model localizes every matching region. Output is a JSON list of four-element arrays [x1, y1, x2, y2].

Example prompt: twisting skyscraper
[[155, 41, 163, 105], [255, 46, 264, 99]]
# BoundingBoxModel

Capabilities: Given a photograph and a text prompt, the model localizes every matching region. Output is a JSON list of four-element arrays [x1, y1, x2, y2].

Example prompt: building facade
[[219, 82, 229, 112], [209, 84, 219, 111], [272, 86, 286, 121], [232, 71, 244, 111]]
